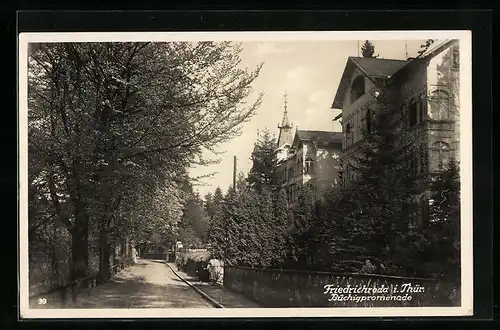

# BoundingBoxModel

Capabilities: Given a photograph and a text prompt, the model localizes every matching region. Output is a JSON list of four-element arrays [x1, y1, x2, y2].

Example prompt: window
[[429, 89, 450, 120], [297, 157, 303, 174], [408, 213, 417, 229], [430, 141, 451, 171], [345, 122, 353, 146], [420, 196, 429, 227], [419, 94, 426, 122], [401, 104, 408, 128], [409, 98, 418, 127], [413, 150, 419, 176], [350, 76, 365, 104], [291, 185, 297, 203], [407, 201, 419, 230], [452, 46, 459, 69], [419, 143, 427, 173], [409, 155, 416, 178], [346, 164, 353, 183], [366, 109, 372, 135], [304, 156, 313, 174]]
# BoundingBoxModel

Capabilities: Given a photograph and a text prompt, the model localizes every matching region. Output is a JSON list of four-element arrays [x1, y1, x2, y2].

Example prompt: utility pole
[[233, 155, 237, 190]]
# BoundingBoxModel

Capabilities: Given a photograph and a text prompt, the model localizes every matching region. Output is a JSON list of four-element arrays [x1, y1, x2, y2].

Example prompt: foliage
[[361, 40, 378, 58], [288, 184, 316, 264], [206, 172, 292, 268], [417, 39, 435, 57], [178, 186, 209, 248], [421, 160, 460, 280], [271, 188, 291, 265], [246, 128, 279, 192]]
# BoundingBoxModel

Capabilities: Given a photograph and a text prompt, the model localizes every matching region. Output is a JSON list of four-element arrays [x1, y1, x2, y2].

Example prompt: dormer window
[[350, 76, 365, 104]]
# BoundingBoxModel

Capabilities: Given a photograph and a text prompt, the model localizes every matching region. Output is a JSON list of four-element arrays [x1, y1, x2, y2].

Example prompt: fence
[[223, 266, 460, 308]]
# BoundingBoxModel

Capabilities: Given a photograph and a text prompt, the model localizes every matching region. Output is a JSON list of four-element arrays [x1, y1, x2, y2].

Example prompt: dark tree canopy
[[27, 41, 263, 287]]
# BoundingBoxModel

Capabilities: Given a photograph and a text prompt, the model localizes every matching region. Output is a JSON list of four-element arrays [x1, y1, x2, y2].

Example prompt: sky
[[189, 39, 427, 197]]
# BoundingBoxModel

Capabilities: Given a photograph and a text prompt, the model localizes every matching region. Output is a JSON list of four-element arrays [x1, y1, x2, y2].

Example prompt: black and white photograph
[[18, 31, 472, 318]]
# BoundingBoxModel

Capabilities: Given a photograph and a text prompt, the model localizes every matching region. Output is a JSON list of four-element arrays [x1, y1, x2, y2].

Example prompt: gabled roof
[[292, 130, 343, 149], [351, 57, 410, 78], [331, 39, 459, 111], [331, 57, 409, 109]]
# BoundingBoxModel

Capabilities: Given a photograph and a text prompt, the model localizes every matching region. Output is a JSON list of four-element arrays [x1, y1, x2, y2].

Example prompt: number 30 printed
[[38, 298, 47, 305]]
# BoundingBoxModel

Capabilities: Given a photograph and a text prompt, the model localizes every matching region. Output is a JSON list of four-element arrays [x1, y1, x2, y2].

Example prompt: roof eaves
[[331, 59, 356, 109]]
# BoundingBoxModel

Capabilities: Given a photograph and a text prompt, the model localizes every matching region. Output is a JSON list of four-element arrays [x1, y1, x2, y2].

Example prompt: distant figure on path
[[131, 247, 138, 264], [206, 258, 222, 285]]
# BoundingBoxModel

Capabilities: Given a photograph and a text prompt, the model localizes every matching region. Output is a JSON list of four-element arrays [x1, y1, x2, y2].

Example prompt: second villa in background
[[275, 96, 343, 207]]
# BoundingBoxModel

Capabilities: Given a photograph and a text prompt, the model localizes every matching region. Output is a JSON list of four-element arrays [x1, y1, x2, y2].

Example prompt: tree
[[206, 187, 224, 255], [179, 192, 208, 247], [246, 129, 279, 192], [233, 183, 263, 267], [217, 186, 240, 266], [28, 41, 263, 287], [422, 160, 460, 280], [254, 188, 278, 267], [361, 40, 378, 58], [271, 188, 291, 266], [314, 185, 355, 271], [288, 184, 316, 265], [203, 192, 213, 215], [320, 84, 422, 274]]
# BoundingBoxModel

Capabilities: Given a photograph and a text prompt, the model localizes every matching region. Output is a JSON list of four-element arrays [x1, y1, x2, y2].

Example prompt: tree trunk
[[70, 195, 89, 303], [120, 239, 127, 267], [52, 223, 70, 306], [98, 229, 111, 284], [71, 208, 88, 280], [125, 235, 131, 264]]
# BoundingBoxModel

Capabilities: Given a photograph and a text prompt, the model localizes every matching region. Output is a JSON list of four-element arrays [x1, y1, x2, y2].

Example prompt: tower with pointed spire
[[277, 92, 294, 148], [276, 92, 294, 162]]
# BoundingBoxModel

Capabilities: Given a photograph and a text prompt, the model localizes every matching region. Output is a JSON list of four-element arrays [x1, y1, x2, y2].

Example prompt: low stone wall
[[223, 266, 460, 307]]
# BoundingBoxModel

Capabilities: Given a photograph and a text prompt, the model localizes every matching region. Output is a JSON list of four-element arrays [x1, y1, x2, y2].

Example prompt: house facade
[[331, 39, 460, 228], [276, 106, 343, 206]]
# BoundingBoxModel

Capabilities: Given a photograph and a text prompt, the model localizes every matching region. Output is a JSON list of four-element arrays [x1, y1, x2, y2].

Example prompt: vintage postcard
[[18, 30, 473, 318]]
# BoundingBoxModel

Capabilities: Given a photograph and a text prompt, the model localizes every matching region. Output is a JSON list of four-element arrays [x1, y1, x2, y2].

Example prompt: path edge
[[165, 262, 225, 309]]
